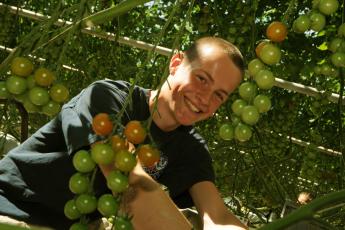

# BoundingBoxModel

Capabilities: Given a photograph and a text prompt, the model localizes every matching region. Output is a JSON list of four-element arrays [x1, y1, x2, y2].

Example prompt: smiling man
[[0, 37, 246, 230]]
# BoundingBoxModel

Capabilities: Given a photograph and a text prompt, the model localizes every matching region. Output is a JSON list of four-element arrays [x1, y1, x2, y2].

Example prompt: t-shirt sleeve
[[60, 81, 130, 154]]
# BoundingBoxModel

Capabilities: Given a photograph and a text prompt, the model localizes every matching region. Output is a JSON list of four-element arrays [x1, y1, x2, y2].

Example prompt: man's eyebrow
[[201, 70, 229, 96]]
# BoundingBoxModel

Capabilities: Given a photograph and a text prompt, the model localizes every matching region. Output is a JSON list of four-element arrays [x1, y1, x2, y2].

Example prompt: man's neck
[[149, 90, 179, 132]]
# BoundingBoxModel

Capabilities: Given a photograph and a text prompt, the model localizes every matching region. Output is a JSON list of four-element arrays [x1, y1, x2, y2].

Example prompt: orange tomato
[[111, 135, 129, 152], [255, 40, 269, 57], [92, 113, 113, 136], [124, 120, 147, 144], [266, 21, 288, 42], [136, 144, 160, 167]]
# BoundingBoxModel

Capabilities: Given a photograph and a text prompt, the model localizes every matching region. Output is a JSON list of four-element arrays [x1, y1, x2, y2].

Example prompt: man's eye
[[197, 75, 206, 83], [215, 92, 224, 102]]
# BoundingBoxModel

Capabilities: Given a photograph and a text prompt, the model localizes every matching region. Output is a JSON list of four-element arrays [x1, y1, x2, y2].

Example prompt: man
[[0, 37, 246, 229]]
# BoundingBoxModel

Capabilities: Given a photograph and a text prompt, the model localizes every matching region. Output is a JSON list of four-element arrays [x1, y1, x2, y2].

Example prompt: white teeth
[[185, 98, 200, 113]]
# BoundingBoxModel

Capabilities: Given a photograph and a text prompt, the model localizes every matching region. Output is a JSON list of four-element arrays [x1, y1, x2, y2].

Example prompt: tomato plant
[[75, 194, 97, 214], [136, 144, 160, 167], [6, 75, 27, 95], [115, 149, 137, 172], [11, 57, 34, 77], [266, 21, 287, 42], [97, 194, 119, 217], [124, 120, 147, 144], [338, 23, 345, 37], [92, 113, 113, 136], [29, 87, 50, 106], [23, 97, 40, 113], [64, 199, 82, 220], [73, 150, 96, 173], [69, 223, 88, 230], [69, 172, 90, 194], [106, 170, 129, 193], [26, 75, 36, 89], [0, 81, 9, 99], [91, 143, 114, 165]]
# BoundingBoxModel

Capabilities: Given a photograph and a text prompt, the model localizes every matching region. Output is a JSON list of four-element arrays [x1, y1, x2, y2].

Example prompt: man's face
[[165, 45, 242, 126]]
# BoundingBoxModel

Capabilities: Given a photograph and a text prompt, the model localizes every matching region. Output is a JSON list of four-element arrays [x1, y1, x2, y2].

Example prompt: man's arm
[[189, 181, 248, 230]]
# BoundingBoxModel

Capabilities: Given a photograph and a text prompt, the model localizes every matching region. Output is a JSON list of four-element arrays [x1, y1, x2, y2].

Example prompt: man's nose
[[197, 90, 212, 110]]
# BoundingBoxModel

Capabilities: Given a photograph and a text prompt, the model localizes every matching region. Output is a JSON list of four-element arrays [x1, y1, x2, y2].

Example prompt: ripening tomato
[[75, 194, 97, 214], [11, 57, 34, 77], [34, 67, 55, 87], [29, 86, 50, 106], [136, 144, 160, 167], [41, 100, 61, 116], [97, 194, 119, 217], [92, 113, 113, 136], [266, 21, 287, 42], [106, 170, 128, 193], [219, 123, 234, 141], [255, 40, 269, 57], [113, 217, 133, 230], [50, 83, 69, 103], [64, 199, 82, 220], [73, 150, 96, 173], [69, 172, 90, 194], [91, 143, 115, 165], [6, 75, 27, 95], [115, 150, 137, 172], [231, 99, 248, 116], [239, 82, 257, 102], [124, 120, 147, 144], [111, 135, 129, 152]]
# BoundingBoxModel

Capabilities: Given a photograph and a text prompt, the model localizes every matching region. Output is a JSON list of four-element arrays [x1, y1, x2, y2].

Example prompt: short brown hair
[[184, 37, 245, 76]]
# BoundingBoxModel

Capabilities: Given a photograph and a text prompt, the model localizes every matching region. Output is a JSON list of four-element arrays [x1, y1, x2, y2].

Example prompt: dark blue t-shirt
[[0, 80, 214, 229]]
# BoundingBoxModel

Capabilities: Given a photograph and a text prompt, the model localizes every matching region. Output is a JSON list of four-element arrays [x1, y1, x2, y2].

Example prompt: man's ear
[[169, 52, 184, 75]]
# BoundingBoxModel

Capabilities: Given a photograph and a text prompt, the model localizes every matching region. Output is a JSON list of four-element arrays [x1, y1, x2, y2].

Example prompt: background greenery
[[0, 0, 344, 228]]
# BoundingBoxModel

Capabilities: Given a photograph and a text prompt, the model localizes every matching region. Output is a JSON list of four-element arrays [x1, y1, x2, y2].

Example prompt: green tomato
[[41, 100, 61, 116], [318, 0, 339, 15], [293, 15, 311, 33], [234, 123, 252, 142], [29, 87, 50, 106], [338, 23, 345, 37], [97, 194, 119, 217], [309, 12, 326, 32], [50, 83, 69, 103], [255, 69, 275, 90], [231, 99, 248, 116], [26, 75, 36, 89], [253, 94, 272, 113], [219, 123, 234, 141], [64, 199, 82, 220], [23, 97, 40, 113], [313, 65, 322, 75], [69, 172, 90, 194], [238, 82, 257, 102], [114, 217, 133, 230], [10, 57, 34, 77], [107, 170, 129, 193], [328, 37, 342, 52], [241, 105, 260, 126], [73, 150, 96, 173], [248, 58, 265, 77], [75, 194, 97, 214], [69, 222, 88, 230], [0, 81, 10, 99], [115, 150, 137, 173], [259, 43, 281, 65], [91, 143, 115, 165], [6, 75, 27, 95], [331, 52, 345, 67]]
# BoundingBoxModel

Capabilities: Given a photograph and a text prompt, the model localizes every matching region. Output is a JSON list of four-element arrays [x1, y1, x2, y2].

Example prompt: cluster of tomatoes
[[0, 57, 69, 116], [64, 113, 160, 230], [219, 21, 286, 142]]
